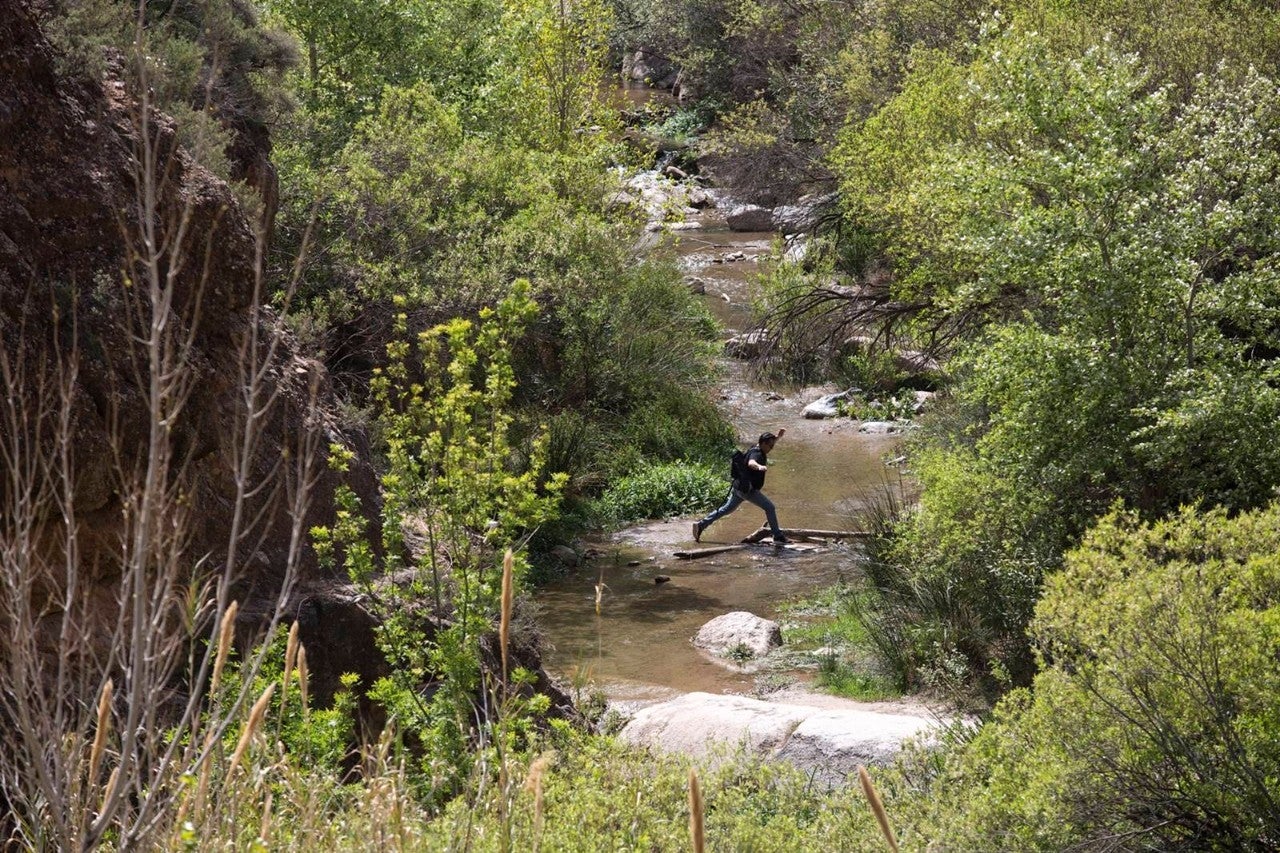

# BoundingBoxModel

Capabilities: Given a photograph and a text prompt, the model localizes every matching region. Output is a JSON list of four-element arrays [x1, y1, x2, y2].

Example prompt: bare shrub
[[0, 6, 325, 848]]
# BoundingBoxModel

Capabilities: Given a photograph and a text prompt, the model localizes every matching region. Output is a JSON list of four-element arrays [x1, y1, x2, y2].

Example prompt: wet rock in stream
[[726, 203, 774, 232], [725, 330, 768, 359], [695, 611, 782, 660], [802, 390, 857, 419]]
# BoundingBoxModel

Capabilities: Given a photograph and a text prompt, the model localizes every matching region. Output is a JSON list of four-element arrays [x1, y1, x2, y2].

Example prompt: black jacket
[[743, 446, 767, 492]]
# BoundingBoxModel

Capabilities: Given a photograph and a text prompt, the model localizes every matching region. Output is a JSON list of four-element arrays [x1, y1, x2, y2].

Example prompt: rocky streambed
[[537, 170, 945, 783]]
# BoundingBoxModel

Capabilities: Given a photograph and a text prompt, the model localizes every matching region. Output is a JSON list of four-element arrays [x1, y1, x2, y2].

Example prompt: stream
[[536, 200, 905, 708]]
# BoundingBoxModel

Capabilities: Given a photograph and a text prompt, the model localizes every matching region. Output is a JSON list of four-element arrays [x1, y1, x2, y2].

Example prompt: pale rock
[[802, 390, 855, 419], [725, 204, 774, 232], [695, 611, 783, 659], [857, 421, 904, 435], [619, 692, 810, 758], [724, 330, 768, 360], [618, 692, 939, 786], [774, 710, 938, 787], [550, 545, 580, 567]]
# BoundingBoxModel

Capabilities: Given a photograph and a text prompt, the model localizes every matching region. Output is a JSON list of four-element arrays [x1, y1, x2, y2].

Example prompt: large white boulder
[[724, 330, 768, 360], [775, 710, 934, 787], [694, 611, 783, 659], [802, 390, 855, 419], [619, 692, 810, 758], [618, 692, 939, 786], [772, 193, 836, 234]]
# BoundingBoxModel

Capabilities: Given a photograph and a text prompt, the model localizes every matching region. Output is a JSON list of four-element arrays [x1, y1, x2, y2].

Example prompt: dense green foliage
[[28, 0, 1280, 846], [849, 31, 1280, 696], [263, 0, 730, 509], [260, 0, 731, 810], [889, 505, 1280, 849], [594, 460, 724, 525], [779, 585, 903, 701], [313, 286, 566, 798], [43, 0, 294, 187]]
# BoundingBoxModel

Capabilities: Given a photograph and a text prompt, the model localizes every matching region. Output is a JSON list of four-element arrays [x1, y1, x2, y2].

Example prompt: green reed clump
[[594, 460, 725, 525]]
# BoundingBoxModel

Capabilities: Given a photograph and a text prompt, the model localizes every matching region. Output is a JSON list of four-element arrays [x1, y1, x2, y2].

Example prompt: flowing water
[[536, 199, 902, 706]]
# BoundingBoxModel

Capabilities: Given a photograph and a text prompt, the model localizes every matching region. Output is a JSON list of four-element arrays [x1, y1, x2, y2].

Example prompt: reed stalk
[[524, 751, 554, 852], [259, 789, 273, 843], [211, 601, 239, 694], [500, 549, 514, 686], [858, 765, 899, 853], [297, 645, 309, 717], [225, 684, 275, 783], [194, 733, 215, 816], [88, 679, 113, 785], [688, 768, 704, 853], [98, 767, 119, 816], [282, 621, 300, 707]]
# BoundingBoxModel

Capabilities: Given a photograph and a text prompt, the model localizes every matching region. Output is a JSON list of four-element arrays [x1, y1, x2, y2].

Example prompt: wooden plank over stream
[[674, 528, 862, 559], [742, 526, 871, 543], [673, 544, 746, 560]]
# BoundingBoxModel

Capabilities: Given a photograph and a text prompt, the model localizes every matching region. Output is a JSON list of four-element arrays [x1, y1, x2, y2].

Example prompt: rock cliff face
[[0, 0, 379, 704]]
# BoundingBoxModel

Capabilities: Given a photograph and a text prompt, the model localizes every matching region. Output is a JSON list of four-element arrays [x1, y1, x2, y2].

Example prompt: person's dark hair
[[759, 432, 777, 446]]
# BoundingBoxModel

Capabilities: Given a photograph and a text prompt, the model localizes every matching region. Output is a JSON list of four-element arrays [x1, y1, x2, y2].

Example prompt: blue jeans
[[698, 486, 782, 538]]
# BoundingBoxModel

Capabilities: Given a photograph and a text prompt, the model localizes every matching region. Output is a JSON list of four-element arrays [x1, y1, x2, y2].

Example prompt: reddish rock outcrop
[[0, 0, 380, 705], [0, 0, 573, 733]]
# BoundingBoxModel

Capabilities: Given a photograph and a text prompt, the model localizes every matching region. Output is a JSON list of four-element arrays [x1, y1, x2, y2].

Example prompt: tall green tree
[[852, 31, 1280, 694]]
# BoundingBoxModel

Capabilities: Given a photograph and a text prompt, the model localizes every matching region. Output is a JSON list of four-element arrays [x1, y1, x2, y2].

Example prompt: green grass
[[779, 584, 903, 701]]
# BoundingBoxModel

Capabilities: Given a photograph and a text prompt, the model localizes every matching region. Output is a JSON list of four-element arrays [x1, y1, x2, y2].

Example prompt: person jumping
[[693, 429, 787, 544]]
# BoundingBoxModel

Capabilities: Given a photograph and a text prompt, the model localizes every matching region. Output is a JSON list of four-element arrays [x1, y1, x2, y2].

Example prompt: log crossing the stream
[[673, 527, 871, 560]]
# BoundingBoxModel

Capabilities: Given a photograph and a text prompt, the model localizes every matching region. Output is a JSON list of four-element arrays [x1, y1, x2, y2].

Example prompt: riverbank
[[531, 170, 944, 780]]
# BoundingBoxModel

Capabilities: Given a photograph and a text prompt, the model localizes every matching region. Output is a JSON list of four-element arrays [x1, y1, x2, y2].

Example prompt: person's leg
[[743, 490, 784, 540], [696, 487, 744, 538]]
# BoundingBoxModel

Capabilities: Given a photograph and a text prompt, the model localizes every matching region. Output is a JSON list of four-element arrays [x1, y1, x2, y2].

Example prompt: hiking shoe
[[692, 521, 703, 542], [773, 536, 789, 545]]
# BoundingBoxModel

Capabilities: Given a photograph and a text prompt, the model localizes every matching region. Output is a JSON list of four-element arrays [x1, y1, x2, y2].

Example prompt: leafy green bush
[[313, 284, 566, 801], [425, 724, 892, 851], [643, 104, 714, 146], [837, 389, 918, 422], [595, 460, 725, 524], [844, 35, 1280, 698], [218, 624, 358, 775], [902, 505, 1280, 849], [46, 0, 294, 182]]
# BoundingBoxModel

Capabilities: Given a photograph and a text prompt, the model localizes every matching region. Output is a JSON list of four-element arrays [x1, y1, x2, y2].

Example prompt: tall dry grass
[[0, 4, 326, 847]]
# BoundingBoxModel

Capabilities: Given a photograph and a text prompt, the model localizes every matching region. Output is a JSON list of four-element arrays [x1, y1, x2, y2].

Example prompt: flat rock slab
[[620, 692, 811, 757], [726, 203, 775, 232], [857, 420, 908, 435], [776, 710, 935, 788], [619, 692, 938, 787], [802, 390, 854, 419]]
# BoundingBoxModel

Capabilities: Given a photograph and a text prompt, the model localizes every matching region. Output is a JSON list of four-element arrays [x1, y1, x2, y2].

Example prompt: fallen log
[[674, 538, 829, 559], [743, 526, 872, 543], [673, 544, 746, 560]]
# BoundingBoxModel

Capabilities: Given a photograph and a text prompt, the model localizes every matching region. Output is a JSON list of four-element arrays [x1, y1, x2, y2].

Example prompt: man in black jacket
[[693, 428, 787, 544]]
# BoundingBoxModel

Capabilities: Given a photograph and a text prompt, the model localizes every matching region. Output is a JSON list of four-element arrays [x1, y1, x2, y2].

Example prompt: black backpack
[[730, 448, 750, 491]]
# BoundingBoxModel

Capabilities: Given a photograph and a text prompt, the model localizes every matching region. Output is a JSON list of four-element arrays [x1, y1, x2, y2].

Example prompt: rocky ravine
[[0, 0, 389, 704], [0, 1, 569, 715]]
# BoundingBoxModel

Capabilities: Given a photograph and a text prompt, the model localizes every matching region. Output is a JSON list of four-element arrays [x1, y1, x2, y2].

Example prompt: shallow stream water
[[536, 204, 902, 706]]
